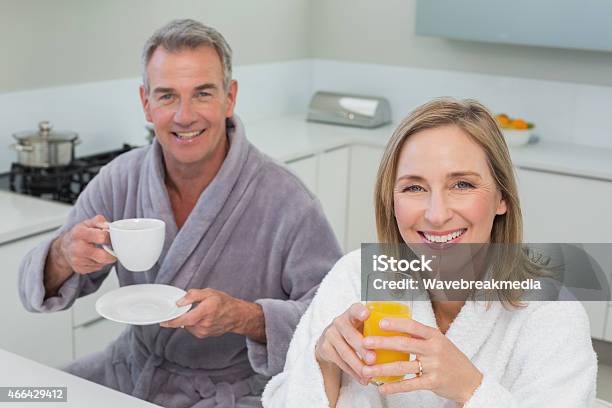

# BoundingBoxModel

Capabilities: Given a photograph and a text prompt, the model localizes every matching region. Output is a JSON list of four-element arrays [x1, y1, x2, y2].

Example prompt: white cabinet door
[[346, 145, 384, 252], [586, 301, 609, 340], [515, 168, 612, 242], [74, 318, 126, 360], [286, 154, 318, 195], [287, 151, 350, 250], [515, 168, 612, 340], [73, 268, 120, 327], [0, 231, 73, 367], [606, 304, 612, 341], [318, 147, 350, 250], [72, 268, 125, 360]]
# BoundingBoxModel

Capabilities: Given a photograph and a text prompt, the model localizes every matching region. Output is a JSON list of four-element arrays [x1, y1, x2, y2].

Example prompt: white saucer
[[95, 284, 191, 325]]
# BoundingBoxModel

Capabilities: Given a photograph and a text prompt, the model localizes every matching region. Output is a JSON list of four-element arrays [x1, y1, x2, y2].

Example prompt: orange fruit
[[496, 114, 511, 128], [511, 118, 529, 130]]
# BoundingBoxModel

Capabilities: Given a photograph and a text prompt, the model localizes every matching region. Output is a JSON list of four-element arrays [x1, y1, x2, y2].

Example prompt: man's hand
[[58, 215, 117, 274], [160, 288, 266, 343], [44, 215, 116, 297]]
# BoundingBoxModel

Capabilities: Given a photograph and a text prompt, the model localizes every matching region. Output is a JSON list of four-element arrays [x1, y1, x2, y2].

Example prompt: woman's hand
[[315, 303, 377, 385], [361, 318, 483, 404]]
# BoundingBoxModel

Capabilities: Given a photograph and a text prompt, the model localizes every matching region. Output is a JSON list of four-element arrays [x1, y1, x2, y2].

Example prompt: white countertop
[[244, 114, 394, 162], [1, 114, 611, 245], [245, 114, 612, 180], [0, 191, 70, 244], [0, 348, 160, 407], [507, 140, 612, 181]]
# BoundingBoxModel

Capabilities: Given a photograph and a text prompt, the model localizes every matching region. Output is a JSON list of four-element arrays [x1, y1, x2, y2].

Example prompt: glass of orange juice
[[362, 270, 414, 384], [363, 301, 412, 384]]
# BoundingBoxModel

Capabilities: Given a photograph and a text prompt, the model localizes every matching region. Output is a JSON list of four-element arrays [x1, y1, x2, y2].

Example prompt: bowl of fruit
[[495, 114, 535, 147]]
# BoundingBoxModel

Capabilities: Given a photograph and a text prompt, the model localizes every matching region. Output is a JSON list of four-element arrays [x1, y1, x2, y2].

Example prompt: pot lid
[[13, 121, 78, 143]]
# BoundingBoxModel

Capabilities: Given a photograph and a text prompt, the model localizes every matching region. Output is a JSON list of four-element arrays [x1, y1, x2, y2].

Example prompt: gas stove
[[2, 144, 137, 204]]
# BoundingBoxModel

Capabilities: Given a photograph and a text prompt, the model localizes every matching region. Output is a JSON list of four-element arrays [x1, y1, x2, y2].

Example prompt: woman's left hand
[[361, 318, 483, 404]]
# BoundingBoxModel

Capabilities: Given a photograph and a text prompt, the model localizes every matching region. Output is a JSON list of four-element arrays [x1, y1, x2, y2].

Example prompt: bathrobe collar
[[140, 115, 252, 285]]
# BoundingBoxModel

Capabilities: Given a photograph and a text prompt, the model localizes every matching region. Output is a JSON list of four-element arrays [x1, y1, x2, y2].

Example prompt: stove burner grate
[[8, 144, 135, 204]]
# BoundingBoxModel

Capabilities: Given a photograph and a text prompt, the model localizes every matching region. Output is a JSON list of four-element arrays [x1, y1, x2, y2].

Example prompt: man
[[19, 19, 341, 408]]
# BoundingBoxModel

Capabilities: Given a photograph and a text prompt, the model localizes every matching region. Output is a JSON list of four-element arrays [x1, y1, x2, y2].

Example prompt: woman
[[262, 98, 597, 407]]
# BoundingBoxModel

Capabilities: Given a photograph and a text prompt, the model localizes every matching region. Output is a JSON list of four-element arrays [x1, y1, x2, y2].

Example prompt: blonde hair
[[374, 97, 542, 306]]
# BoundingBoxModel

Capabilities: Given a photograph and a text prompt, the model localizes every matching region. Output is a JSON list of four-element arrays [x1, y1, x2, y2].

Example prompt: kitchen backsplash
[[0, 60, 312, 173], [1, 58, 611, 172], [312, 59, 612, 150]]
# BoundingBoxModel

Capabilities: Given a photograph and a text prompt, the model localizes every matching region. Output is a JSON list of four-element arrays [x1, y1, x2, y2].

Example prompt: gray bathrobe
[[18, 116, 342, 408]]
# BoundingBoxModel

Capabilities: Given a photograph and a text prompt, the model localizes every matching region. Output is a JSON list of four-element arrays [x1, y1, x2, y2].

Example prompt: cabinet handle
[[323, 144, 350, 154], [286, 153, 316, 164], [77, 316, 106, 328]]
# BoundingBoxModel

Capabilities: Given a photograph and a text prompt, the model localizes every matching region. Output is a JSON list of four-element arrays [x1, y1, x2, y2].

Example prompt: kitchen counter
[[244, 114, 393, 162], [245, 114, 612, 181], [0, 348, 160, 407], [507, 141, 612, 181], [1, 114, 610, 246], [0, 191, 70, 244]]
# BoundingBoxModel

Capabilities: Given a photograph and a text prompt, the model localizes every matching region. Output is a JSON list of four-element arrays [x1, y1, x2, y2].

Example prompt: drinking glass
[[363, 271, 414, 384]]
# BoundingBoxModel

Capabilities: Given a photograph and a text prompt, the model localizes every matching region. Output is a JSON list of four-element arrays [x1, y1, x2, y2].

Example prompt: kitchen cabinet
[[72, 269, 125, 359], [317, 147, 350, 249], [286, 145, 384, 252], [73, 268, 120, 326], [515, 168, 612, 243], [286, 154, 318, 195], [286, 148, 351, 250], [515, 167, 612, 340], [74, 318, 125, 360], [0, 230, 73, 367], [0, 227, 125, 366], [346, 145, 385, 251], [605, 304, 612, 341]]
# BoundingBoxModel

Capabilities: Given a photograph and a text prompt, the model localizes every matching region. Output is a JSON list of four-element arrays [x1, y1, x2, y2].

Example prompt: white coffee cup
[[102, 218, 165, 272]]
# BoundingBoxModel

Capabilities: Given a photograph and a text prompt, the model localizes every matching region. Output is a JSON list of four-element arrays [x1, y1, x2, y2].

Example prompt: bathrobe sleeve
[[18, 163, 118, 313], [246, 199, 344, 377], [464, 301, 597, 408], [262, 250, 385, 408]]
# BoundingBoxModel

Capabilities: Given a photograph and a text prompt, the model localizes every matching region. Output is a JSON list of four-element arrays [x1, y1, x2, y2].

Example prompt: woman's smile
[[418, 228, 467, 245]]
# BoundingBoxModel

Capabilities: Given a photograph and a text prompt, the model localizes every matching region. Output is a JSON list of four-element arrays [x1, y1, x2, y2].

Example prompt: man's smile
[[172, 129, 206, 140]]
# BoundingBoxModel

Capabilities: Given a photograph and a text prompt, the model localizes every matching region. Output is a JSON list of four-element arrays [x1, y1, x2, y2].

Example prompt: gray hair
[[141, 19, 233, 94]]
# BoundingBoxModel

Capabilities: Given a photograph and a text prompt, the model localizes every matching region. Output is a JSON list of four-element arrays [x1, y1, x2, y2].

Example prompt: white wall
[[0, 0, 313, 172], [310, 0, 612, 87], [3, 56, 612, 173], [307, 0, 612, 149], [3, 1, 612, 172], [1, 0, 311, 92], [311, 59, 612, 149]]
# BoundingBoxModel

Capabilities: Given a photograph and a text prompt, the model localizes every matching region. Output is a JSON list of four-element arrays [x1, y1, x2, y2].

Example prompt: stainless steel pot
[[10, 121, 80, 167]]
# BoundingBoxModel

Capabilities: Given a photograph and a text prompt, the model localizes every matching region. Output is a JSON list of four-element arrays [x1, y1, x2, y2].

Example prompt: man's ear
[[224, 80, 238, 118], [139, 85, 153, 122]]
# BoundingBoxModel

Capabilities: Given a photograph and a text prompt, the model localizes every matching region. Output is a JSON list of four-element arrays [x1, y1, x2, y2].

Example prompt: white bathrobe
[[262, 249, 598, 408]]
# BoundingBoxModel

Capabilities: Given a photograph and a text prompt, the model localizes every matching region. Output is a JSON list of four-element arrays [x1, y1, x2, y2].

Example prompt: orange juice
[[363, 301, 411, 384]]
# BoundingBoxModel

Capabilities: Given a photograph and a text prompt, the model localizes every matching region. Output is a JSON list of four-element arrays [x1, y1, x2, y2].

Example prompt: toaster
[[307, 91, 391, 128]]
